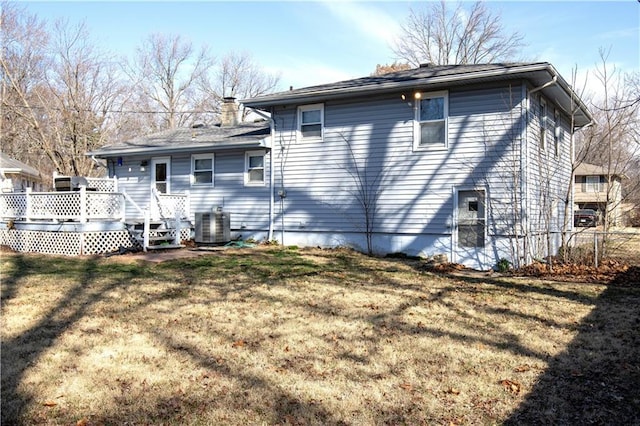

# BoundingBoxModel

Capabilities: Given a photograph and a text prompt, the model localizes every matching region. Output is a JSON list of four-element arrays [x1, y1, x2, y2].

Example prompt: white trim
[[151, 156, 171, 194], [297, 103, 324, 142], [553, 108, 561, 157], [413, 90, 449, 151], [190, 153, 214, 187], [539, 98, 547, 150], [245, 150, 266, 186], [452, 186, 488, 269]]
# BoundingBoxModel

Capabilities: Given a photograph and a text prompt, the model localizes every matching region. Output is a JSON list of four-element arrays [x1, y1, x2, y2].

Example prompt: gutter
[[243, 63, 556, 107], [246, 107, 275, 241], [243, 63, 593, 128], [86, 140, 269, 158]]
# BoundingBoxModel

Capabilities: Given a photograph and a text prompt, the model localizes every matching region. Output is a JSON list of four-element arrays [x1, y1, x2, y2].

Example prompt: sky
[[19, 1, 640, 99]]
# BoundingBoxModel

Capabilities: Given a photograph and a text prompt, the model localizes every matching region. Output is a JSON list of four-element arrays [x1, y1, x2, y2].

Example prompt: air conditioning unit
[[194, 211, 231, 244]]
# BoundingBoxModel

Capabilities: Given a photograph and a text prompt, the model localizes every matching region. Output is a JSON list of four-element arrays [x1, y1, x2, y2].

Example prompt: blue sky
[[21, 1, 640, 97]]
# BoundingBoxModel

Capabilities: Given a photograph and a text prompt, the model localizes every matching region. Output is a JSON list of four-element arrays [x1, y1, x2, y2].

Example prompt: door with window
[[454, 189, 487, 269], [151, 157, 170, 194]]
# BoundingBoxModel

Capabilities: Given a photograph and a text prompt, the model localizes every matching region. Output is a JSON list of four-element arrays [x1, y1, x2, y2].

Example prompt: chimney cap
[[222, 96, 237, 103]]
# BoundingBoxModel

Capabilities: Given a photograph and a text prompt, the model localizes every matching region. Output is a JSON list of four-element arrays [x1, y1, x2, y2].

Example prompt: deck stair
[[127, 220, 184, 251]]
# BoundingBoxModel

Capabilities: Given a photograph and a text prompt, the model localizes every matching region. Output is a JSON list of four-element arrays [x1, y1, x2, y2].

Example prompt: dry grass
[[1, 246, 639, 425]]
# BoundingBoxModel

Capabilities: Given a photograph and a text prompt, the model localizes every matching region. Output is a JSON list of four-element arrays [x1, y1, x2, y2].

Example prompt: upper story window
[[245, 150, 265, 186], [191, 154, 214, 186], [585, 175, 601, 192], [539, 99, 547, 150], [298, 104, 324, 141], [553, 109, 561, 156], [414, 91, 448, 150]]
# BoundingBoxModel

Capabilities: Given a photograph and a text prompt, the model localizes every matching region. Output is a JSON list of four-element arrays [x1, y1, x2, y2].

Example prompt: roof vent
[[191, 122, 205, 129], [419, 63, 434, 68]]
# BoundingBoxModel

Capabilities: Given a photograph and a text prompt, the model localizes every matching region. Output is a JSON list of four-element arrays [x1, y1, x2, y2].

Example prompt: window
[[298, 104, 324, 141], [539, 99, 547, 149], [191, 154, 214, 186], [414, 91, 448, 149], [585, 175, 600, 192], [245, 151, 265, 185], [554, 109, 560, 156]]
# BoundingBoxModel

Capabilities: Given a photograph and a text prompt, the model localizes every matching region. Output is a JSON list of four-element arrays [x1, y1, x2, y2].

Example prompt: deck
[[0, 177, 191, 256]]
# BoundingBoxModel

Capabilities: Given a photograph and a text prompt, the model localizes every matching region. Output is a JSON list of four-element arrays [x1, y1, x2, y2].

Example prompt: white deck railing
[[0, 187, 125, 222], [154, 190, 190, 220], [1, 186, 190, 225]]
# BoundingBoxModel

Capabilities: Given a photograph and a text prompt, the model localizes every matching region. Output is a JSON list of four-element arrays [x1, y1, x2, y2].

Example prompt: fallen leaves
[[499, 379, 521, 395], [517, 259, 631, 283]]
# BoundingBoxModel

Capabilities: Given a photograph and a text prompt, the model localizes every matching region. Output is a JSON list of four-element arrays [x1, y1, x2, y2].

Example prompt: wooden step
[[145, 244, 184, 251]]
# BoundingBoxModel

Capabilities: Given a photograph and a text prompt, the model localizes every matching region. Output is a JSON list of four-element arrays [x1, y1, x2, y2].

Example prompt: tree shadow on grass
[[501, 266, 640, 425], [0, 254, 145, 423]]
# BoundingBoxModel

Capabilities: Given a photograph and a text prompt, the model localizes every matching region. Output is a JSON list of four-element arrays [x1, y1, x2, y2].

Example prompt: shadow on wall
[[505, 266, 640, 425]]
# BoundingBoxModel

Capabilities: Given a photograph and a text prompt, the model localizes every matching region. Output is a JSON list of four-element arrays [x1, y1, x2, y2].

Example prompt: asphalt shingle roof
[[88, 121, 270, 158], [242, 62, 592, 127], [0, 152, 41, 178]]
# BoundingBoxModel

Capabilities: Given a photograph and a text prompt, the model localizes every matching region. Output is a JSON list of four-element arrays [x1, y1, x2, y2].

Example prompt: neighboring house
[[0, 152, 47, 192], [88, 63, 591, 270], [574, 162, 624, 227]]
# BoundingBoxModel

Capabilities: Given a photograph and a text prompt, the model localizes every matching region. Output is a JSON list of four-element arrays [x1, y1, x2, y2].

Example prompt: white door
[[151, 157, 170, 194], [454, 189, 487, 269]]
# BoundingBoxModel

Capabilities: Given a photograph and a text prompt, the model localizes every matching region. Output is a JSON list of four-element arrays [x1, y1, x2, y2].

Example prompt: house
[[85, 62, 591, 270], [573, 162, 624, 227], [0, 152, 47, 192]]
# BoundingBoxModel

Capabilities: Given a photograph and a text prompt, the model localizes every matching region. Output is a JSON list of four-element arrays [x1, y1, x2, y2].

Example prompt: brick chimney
[[221, 97, 239, 127]]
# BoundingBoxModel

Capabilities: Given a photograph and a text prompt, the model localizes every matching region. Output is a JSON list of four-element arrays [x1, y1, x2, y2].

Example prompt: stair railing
[[121, 189, 150, 252]]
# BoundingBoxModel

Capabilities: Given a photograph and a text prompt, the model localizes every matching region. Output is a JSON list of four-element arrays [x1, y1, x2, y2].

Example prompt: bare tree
[[1, 4, 125, 176], [199, 51, 280, 120], [576, 50, 640, 233], [338, 134, 385, 255], [393, 1, 525, 66], [127, 33, 213, 130], [1, 2, 50, 167]]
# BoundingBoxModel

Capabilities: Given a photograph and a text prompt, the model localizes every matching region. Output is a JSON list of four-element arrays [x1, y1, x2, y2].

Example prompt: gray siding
[[109, 151, 271, 230], [272, 82, 527, 256], [524, 90, 573, 259]]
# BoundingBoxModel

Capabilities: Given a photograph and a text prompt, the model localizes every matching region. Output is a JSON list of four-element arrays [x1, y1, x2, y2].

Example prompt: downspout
[[527, 73, 558, 264], [523, 74, 557, 265], [246, 107, 275, 241], [529, 75, 557, 95]]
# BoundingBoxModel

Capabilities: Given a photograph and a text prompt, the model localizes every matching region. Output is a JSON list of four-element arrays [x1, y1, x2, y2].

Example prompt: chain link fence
[[567, 228, 640, 266]]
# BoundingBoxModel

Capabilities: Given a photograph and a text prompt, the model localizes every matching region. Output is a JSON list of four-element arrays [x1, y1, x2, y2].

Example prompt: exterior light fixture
[[140, 160, 148, 172]]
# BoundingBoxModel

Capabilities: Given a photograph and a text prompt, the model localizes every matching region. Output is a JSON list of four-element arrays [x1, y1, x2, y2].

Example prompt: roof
[[242, 62, 592, 128], [0, 152, 42, 179], [87, 121, 271, 158], [575, 162, 623, 178]]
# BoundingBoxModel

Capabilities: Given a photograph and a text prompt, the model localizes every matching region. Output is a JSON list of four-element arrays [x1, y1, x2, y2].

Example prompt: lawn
[[1, 246, 639, 425]]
